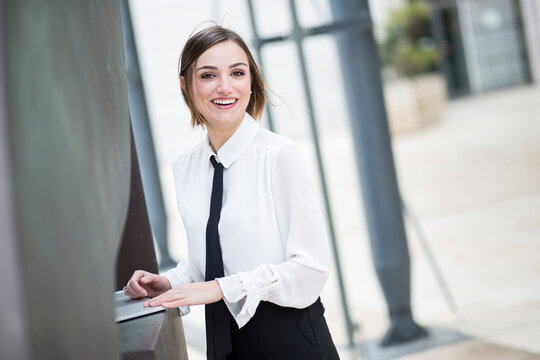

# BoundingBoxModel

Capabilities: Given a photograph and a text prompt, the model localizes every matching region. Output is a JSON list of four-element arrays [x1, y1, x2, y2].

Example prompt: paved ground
[[174, 84, 540, 359]]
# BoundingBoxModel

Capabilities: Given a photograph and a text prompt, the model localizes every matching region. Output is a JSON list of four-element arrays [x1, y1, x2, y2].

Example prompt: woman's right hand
[[124, 270, 172, 299]]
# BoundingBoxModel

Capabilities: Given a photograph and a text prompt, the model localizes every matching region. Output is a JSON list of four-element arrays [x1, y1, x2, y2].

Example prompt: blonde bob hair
[[179, 25, 267, 127]]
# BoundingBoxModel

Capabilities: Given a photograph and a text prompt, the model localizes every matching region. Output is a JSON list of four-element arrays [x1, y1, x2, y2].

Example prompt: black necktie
[[205, 156, 232, 360]]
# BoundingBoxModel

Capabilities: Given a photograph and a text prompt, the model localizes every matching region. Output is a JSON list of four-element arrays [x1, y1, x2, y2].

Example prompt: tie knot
[[210, 156, 223, 170]]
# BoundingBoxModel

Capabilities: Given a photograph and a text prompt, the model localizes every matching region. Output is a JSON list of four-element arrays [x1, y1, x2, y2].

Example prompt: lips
[[212, 98, 238, 107]]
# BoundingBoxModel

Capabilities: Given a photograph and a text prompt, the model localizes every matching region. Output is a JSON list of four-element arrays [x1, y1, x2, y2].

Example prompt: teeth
[[213, 99, 235, 105]]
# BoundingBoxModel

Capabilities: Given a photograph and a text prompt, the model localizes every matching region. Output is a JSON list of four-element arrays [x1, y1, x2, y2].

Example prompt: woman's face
[[189, 40, 251, 132]]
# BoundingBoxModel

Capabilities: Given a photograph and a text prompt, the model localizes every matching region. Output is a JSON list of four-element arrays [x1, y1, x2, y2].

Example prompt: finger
[[144, 290, 180, 307], [124, 288, 142, 300], [128, 271, 148, 297], [143, 298, 165, 307], [127, 281, 147, 297], [143, 294, 163, 307], [132, 270, 146, 282], [139, 273, 155, 284], [126, 271, 144, 289], [144, 294, 169, 307], [162, 300, 185, 308]]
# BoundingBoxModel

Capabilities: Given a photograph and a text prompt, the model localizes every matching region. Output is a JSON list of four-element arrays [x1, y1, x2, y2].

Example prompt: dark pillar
[[115, 126, 159, 290], [119, 0, 175, 270], [329, 0, 427, 346]]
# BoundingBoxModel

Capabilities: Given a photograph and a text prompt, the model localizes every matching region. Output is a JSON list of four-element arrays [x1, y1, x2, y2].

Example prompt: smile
[[212, 98, 237, 106]]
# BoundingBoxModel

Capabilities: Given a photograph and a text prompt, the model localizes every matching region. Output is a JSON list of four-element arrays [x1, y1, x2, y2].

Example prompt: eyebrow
[[196, 62, 248, 72], [229, 62, 248, 68]]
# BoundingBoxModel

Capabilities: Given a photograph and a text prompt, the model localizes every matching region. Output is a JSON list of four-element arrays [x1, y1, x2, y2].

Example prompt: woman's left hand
[[143, 280, 224, 308]]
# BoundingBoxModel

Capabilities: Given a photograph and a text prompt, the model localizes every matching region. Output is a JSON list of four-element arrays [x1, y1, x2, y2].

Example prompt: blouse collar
[[205, 113, 260, 170]]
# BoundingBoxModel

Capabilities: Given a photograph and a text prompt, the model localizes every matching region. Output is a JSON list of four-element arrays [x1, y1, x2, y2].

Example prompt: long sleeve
[[161, 260, 193, 288], [217, 143, 331, 328]]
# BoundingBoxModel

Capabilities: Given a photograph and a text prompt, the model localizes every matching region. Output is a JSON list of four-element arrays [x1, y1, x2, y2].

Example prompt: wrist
[[162, 276, 172, 291], [214, 279, 224, 300]]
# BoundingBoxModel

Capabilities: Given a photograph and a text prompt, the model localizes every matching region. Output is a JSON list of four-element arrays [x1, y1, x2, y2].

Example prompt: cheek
[[239, 78, 252, 96], [192, 83, 212, 105]]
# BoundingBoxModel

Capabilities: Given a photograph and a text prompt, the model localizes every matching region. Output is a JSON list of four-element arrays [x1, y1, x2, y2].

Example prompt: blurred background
[[126, 0, 540, 359], [1, 0, 539, 359]]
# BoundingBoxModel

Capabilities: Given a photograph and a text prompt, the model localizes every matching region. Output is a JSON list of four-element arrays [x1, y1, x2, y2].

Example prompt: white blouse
[[162, 113, 331, 328]]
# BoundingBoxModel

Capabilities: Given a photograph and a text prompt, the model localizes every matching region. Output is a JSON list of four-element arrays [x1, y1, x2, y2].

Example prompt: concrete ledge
[[118, 308, 188, 360]]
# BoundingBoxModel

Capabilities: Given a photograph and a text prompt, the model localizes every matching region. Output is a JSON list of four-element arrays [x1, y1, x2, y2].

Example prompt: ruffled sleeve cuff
[[216, 265, 279, 328], [160, 260, 192, 288]]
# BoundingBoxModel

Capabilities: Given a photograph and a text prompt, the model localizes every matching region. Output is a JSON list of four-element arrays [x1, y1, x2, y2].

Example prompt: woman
[[124, 25, 339, 360]]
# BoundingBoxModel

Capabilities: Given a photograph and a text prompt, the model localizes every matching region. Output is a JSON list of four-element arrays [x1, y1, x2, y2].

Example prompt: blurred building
[[429, 0, 540, 97]]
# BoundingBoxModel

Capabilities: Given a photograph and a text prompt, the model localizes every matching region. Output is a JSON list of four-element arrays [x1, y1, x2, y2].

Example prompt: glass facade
[[468, 0, 530, 90]]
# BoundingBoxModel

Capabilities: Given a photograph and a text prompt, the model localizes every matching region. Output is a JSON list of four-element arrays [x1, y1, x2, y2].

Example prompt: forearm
[[217, 260, 329, 328]]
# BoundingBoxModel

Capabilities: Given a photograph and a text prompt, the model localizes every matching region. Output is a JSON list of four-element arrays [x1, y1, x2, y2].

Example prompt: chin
[[215, 112, 244, 124], [207, 115, 242, 130]]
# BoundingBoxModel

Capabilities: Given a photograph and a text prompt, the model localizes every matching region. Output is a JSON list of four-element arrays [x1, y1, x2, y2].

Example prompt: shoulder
[[251, 126, 296, 154], [250, 128, 306, 171]]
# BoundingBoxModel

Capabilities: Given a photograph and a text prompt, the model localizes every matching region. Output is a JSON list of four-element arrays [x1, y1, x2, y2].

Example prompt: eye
[[231, 70, 245, 77], [200, 73, 215, 79]]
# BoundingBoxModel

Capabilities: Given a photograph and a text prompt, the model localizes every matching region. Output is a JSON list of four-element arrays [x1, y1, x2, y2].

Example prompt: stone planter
[[383, 73, 447, 133]]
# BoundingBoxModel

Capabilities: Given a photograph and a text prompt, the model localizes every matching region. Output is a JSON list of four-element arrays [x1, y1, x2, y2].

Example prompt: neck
[[207, 118, 243, 153]]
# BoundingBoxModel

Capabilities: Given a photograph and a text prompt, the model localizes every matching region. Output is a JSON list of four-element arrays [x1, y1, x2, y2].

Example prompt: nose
[[217, 77, 232, 94]]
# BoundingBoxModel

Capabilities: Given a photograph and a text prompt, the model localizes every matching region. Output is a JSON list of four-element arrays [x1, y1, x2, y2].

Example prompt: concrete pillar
[[1, 0, 130, 358]]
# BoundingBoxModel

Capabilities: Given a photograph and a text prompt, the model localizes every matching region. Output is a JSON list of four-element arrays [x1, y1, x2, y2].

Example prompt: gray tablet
[[114, 290, 190, 322]]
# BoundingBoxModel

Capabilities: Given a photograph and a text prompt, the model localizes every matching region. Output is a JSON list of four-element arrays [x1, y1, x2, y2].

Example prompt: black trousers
[[222, 298, 339, 360]]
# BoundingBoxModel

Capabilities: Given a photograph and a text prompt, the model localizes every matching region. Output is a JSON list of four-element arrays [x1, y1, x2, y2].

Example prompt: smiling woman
[[178, 26, 266, 130], [186, 41, 253, 152], [124, 25, 339, 360]]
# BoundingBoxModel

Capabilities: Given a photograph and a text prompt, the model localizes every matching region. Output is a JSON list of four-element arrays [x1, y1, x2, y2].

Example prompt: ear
[[180, 76, 186, 91]]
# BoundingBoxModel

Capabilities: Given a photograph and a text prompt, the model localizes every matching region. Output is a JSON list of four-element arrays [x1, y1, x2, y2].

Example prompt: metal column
[[329, 0, 427, 346]]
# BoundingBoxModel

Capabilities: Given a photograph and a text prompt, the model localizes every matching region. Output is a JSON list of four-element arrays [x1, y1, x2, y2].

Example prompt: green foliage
[[380, 1, 439, 77]]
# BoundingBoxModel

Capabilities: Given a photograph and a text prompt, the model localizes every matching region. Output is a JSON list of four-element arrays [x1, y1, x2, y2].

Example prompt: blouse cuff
[[160, 261, 192, 288], [217, 265, 279, 328]]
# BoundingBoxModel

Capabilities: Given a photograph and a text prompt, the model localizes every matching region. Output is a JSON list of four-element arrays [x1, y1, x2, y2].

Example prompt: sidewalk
[[179, 84, 540, 359], [392, 84, 540, 359]]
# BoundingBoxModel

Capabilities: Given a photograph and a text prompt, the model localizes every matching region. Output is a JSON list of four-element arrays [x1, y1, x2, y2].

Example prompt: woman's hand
[[143, 280, 224, 308], [124, 270, 172, 299]]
